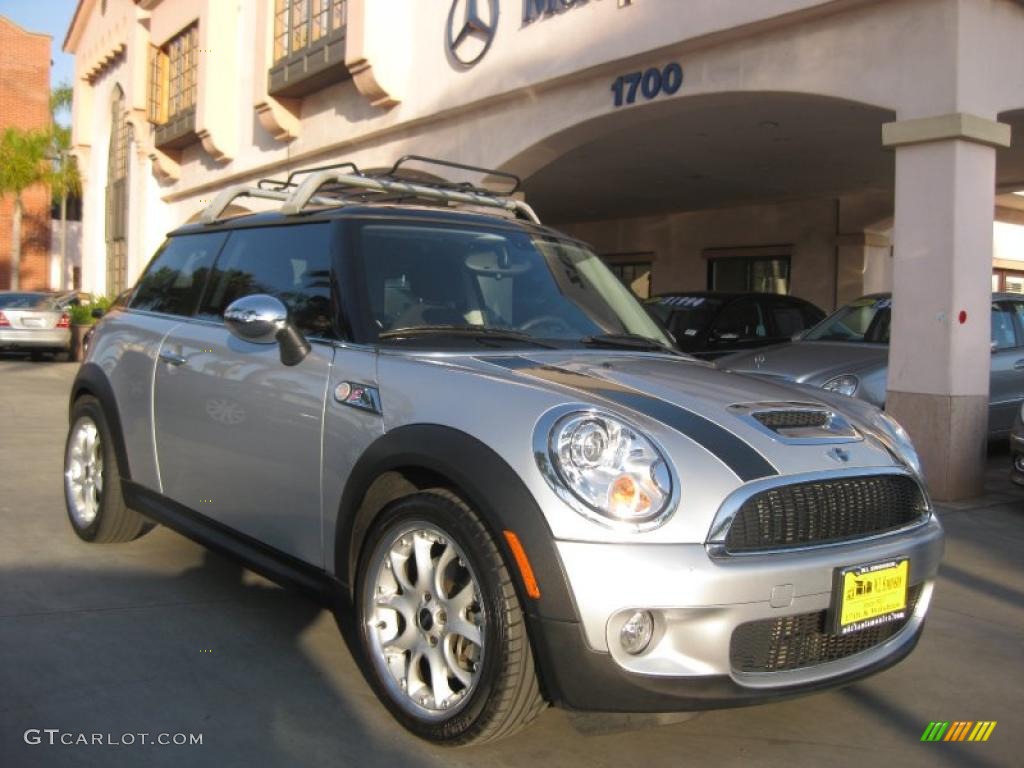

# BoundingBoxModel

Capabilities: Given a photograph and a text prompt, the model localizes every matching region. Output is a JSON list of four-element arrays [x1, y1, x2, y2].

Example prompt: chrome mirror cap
[[223, 294, 288, 344]]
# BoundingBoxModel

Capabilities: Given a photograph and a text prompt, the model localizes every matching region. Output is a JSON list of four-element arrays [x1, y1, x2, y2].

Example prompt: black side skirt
[[123, 480, 340, 604]]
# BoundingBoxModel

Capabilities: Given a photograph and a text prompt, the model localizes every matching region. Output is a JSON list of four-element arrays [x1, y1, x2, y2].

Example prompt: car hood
[[716, 341, 889, 384], [382, 349, 913, 544], [451, 350, 902, 477]]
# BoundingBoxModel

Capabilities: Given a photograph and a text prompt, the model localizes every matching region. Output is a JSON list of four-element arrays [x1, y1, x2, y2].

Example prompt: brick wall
[[0, 16, 52, 290]]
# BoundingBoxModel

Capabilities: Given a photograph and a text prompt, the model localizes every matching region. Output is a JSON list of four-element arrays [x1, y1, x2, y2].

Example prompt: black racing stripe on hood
[[481, 356, 777, 481]]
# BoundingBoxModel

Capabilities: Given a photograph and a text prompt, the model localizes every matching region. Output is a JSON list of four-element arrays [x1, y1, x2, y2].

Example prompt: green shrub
[[68, 297, 112, 326], [68, 303, 94, 326]]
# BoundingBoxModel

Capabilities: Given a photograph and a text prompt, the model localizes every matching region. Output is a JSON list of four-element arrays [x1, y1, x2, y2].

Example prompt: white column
[[883, 114, 1011, 500]]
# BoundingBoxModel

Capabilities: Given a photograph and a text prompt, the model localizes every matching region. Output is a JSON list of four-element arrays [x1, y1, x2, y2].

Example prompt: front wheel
[[356, 490, 545, 745]]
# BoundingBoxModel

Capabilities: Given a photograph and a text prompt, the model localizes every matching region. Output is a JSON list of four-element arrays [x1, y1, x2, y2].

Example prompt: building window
[[149, 24, 199, 150], [269, 0, 350, 99], [707, 254, 791, 294], [106, 86, 130, 297], [993, 267, 1024, 294], [603, 253, 653, 299]]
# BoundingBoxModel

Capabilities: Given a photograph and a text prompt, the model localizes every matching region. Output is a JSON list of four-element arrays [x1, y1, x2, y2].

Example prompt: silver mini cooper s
[[63, 161, 944, 746]]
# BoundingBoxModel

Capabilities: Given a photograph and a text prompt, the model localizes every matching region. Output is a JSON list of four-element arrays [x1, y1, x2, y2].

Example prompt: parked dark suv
[[645, 292, 825, 359], [63, 159, 942, 745]]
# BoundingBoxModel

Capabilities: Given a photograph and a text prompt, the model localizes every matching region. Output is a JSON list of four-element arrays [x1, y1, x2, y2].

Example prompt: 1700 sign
[[611, 63, 683, 108]]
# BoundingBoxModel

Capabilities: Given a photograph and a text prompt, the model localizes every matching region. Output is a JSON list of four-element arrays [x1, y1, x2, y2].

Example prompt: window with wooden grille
[[274, 0, 346, 62], [269, 0, 350, 98], [149, 24, 200, 150]]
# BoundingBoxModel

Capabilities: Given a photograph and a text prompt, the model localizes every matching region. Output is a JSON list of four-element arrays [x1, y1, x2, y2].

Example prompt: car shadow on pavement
[[0, 551, 456, 768]]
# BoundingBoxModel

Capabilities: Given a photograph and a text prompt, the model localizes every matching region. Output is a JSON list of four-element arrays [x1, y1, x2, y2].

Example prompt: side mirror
[[991, 339, 998, 353], [791, 330, 807, 342], [224, 294, 310, 366], [91, 307, 105, 319]]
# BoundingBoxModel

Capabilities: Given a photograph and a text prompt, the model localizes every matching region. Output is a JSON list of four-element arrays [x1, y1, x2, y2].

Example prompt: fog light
[[619, 610, 654, 655]]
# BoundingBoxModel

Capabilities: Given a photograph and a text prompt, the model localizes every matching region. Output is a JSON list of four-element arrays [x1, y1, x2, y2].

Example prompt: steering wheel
[[518, 315, 576, 336]]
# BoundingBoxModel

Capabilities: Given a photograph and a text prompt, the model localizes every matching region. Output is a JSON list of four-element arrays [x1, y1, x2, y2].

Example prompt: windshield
[[0, 292, 53, 310], [645, 295, 723, 340], [805, 296, 891, 344], [359, 224, 672, 348]]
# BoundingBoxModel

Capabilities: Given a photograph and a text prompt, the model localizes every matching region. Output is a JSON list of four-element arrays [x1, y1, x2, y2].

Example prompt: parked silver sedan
[[719, 293, 1024, 437], [0, 292, 71, 359]]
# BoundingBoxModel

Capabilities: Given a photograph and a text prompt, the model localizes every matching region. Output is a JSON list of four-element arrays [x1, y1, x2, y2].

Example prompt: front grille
[[753, 410, 829, 430], [724, 474, 927, 553], [730, 583, 923, 673]]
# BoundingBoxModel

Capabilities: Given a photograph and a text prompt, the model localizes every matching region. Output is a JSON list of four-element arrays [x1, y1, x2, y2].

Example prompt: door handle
[[159, 350, 188, 367], [1014, 359, 1024, 371]]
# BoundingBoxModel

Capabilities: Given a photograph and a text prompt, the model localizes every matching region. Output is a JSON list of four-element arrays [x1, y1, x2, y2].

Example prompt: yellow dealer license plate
[[832, 559, 909, 635]]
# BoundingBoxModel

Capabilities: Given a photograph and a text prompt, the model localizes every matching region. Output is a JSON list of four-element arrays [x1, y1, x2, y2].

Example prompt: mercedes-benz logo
[[753, 352, 766, 369], [447, 0, 499, 67]]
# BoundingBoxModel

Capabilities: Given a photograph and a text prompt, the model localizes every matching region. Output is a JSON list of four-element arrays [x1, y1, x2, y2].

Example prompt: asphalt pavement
[[0, 359, 1020, 767]]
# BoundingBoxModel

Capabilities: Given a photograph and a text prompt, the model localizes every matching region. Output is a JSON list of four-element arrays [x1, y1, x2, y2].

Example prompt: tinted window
[[130, 234, 226, 316], [712, 299, 766, 339], [644, 295, 722, 349], [992, 303, 1017, 350], [770, 299, 816, 337], [198, 224, 334, 337]]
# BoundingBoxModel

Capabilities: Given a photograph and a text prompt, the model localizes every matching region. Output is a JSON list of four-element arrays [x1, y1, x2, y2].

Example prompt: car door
[[988, 300, 1024, 436], [152, 223, 337, 567]]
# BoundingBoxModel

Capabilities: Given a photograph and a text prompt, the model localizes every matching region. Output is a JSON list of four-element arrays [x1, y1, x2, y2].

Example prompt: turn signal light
[[57, 313, 70, 329], [0, 311, 8, 327]]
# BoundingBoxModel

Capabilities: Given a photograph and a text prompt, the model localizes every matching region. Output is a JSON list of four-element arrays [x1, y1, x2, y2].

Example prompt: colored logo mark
[[921, 721, 997, 742]]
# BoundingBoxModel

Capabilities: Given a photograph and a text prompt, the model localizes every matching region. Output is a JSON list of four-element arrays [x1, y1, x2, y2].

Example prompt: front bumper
[[534, 516, 943, 712], [0, 328, 70, 350]]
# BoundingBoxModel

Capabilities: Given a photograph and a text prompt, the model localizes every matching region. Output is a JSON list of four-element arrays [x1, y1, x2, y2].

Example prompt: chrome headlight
[[870, 410, 923, 479], [538, 409, 676, 530], [822, 374, 859, 397]]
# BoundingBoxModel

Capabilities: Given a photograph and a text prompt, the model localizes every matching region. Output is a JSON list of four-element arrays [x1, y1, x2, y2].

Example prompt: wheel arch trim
[[335, 424, 579, 624]]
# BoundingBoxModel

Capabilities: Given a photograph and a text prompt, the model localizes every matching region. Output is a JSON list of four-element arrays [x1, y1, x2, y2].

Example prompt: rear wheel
[[356, 490, 545, 745], [64, 396, 152, 543]]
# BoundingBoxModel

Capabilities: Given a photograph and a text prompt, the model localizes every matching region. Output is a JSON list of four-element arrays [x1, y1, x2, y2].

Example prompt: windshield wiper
[[581, 333, 681, 356], [378, 325, 560, 349]]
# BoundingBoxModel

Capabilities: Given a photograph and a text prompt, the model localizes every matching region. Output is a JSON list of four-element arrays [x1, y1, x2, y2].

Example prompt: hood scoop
[[730, 402, 861, 444]]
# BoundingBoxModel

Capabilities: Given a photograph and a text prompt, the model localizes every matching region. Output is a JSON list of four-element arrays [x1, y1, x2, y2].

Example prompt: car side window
[[992, 302, 1017, 350], [712, 299, 766, 339], [130, 233, 227, 316], [198, 224, 334, 338], [768, 300, 807, 337]]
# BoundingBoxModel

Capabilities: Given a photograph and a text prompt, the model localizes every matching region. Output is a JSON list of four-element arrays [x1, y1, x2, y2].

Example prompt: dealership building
[[64, 0, 1024, 499]]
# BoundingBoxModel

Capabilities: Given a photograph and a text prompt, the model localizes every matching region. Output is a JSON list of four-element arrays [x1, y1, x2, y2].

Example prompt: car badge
[[334, 382, 382, 415], [753, 353, 766, 369]]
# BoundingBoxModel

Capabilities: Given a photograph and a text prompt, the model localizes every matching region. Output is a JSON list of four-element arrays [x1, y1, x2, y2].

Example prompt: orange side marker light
[[503, 530, 541, 599]]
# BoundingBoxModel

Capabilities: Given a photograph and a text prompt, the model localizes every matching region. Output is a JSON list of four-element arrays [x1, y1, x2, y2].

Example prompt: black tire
[[64, 395, 152, 543], [355, 489, 546, 745]]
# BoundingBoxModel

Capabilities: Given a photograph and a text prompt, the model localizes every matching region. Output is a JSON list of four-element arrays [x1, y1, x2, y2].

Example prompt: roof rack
[[200, 156, 539, 225]]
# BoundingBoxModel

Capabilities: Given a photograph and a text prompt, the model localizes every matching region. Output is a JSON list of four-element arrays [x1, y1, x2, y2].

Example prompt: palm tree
[[0, 128, 50, 290], [49, 83, 81, 290]]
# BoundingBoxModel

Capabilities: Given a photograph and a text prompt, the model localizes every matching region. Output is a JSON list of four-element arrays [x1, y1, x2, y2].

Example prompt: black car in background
[[645, 292, 826, 360]]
